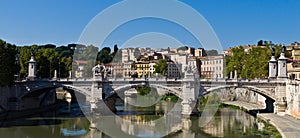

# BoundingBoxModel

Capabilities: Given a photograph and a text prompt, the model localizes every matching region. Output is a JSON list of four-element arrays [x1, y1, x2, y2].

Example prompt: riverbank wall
[[286, 81, 300, 119], [0, 83, 59, 119]]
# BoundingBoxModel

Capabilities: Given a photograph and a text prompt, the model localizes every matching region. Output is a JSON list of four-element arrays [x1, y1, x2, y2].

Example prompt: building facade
[[200, 55, 225, 79], [74, 60, 88, 78], [132, 61, 150, 78], [166, 62, 182, 79], [195, 48, 206, 57]]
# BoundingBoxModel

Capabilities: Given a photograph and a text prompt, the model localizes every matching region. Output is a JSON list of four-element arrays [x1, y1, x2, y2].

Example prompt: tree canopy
[[154, 59, 168, 76], [225, 45, 282, 79], [0, 40, 17, 86], [205, 50, 218, 56]]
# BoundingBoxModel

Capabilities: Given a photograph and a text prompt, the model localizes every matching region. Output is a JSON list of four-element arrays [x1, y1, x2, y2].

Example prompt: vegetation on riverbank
[[161, 95, 179, 102], [198, 94, 282, 138], [243, 118, 282, 138]]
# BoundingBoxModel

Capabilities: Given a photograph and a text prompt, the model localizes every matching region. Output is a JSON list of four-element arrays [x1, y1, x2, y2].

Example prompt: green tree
[[82, 45, 98, 61], [225, 45, 282, 79], [257, 40, 264, 46], [136, 86, 151, 96], [19, 47, 31, 78], [205, 50, 218, 56], [242, 47, 271, 78], [177, 46, 188, 51], [113, 44, 118, 54], [97, 47, 112, 64], [0, 40, 17, 86], [154, 59, 168, 76], [225, 46, 246, 78], [83, 60, 96, 78]]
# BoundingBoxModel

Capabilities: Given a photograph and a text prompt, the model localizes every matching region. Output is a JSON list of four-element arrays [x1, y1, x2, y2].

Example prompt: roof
[[74, 60, 88, 65]]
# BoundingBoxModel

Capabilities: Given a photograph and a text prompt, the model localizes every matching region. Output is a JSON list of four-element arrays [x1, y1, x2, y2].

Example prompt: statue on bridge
[[92, 64, 113, 79], [281, 45, 286, 53], [271, 45, 275, 56], [184, 64, 199, 79]]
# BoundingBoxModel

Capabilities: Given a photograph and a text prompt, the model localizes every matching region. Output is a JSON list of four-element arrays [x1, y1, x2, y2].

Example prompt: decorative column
[[269, 55, 277, 79], [274, 46, 287, 115], [234, 70, 237, 79], [230, 71, 233, 79], [277, 47, 287, 79], [53, 70, 57, 80], [28, 50, 36, 80]]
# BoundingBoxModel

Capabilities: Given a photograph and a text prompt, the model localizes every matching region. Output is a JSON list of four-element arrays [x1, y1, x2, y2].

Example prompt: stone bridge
[[18, 76, 290, 116], [13, 48, 300, 118]]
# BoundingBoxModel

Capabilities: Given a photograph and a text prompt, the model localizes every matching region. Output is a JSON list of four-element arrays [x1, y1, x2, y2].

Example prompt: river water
[[0, 100, 275, 138]]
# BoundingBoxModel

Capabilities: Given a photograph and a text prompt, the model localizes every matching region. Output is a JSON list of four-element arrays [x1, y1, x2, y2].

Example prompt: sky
[[0, 0, 299, 51]]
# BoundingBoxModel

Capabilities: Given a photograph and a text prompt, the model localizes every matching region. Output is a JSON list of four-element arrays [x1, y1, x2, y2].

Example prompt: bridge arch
[[107, 83, 183, 99], [202, 85, 276, 112], [203, 85, 276, 100], [60, 84, 91, 98], [22, 84, 91, 99]]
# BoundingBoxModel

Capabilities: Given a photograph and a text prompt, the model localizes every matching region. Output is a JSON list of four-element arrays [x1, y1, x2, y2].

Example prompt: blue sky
[[0, 0, 299, 50]]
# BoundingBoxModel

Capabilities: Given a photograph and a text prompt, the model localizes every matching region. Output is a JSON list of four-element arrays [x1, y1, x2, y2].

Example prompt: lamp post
[[58, 58, 61, 80], [49, 60, 51, 79], [15, 50, 20, 81]]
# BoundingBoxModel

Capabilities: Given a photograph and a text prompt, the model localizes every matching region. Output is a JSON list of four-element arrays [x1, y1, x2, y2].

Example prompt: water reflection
[[0, 102, 269, 138], [85, 102, 264, 138]]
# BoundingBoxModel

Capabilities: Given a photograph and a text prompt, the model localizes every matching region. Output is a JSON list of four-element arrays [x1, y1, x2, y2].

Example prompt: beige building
[[169, 54, 189, 73], [177, 46, 195, 56], [287, 62, 300, 80], [222, 45, 265, 56], [111, 62, 123, 78], [123, 62, 132, 78], [286, 42, 300, 60], [200, 55, 225, 79], [195, 48, 206, 57], [74, 60, 87, 78], [121, 49, 129, 63]]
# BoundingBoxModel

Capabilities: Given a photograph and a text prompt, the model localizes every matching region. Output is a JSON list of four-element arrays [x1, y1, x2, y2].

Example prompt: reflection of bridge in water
[[84, 107, 262, 138]]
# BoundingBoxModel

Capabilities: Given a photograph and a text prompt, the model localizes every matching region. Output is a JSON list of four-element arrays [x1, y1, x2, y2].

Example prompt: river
[[0, 100, 279, 138]]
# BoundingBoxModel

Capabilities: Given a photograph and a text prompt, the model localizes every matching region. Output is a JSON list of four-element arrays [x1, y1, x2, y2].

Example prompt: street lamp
[[15, 50, 20, 81], [49, 60, 52, 79], [58, 58, 61, 80]]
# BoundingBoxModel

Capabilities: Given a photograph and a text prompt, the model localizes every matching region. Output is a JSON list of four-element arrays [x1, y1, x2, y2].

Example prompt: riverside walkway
[[258, 113, 300, 138], [223, 101, 300, 138], [223, 101, 265, 111]]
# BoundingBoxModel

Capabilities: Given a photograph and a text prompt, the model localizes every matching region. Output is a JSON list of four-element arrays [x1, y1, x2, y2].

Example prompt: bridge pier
[[181, 117, 195, 138], [181, 100, 199, 116], [181, 65, 200, 116], [274, 84, 287, 115]]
